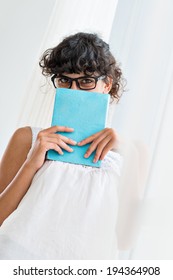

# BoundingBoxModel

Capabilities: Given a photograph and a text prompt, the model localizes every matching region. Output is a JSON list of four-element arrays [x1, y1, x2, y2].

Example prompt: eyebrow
[[58, 75, 92, 78]]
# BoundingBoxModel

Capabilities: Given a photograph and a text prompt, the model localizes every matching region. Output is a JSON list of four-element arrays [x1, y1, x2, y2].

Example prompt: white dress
[[0, 127, 123, 260]]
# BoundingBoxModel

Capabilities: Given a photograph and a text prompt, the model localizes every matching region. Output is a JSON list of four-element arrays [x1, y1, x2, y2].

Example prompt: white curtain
[[109, 0, 173, 259], [0, 0, 56, 157], [17, 0, 118, 128]]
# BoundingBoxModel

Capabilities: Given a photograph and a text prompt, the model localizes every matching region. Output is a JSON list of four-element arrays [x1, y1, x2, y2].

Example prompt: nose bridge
[[71, 79, 78, 89], [70, 79, 79, 90]]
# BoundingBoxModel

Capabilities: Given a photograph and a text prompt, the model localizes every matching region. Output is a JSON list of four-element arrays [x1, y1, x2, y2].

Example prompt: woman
[[0, 32, 124, 259]]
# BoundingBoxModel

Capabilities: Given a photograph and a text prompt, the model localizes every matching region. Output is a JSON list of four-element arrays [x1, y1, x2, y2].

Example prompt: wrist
[[23, 160, 39, 175]]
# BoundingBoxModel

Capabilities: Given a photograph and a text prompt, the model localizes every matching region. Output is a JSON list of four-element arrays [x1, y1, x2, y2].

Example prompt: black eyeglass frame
[[51, 74, 106, 90]]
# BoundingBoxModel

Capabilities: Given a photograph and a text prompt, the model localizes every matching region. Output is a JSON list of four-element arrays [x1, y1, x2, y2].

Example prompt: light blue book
[[47, 88, 110, 167]]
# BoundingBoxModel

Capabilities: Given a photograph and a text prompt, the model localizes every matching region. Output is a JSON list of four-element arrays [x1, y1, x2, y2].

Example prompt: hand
[[26, 125, 76, 172], [77, 128, 118, 163]]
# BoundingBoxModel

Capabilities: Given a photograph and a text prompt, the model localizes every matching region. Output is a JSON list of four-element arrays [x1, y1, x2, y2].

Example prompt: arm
[[0, 127, 34, 225], [0, 125, 77, 225], [0, 127, 32, 194]]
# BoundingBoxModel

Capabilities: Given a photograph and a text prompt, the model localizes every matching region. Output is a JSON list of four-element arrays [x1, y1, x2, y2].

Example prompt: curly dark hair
[[39, 32, 125, 101]]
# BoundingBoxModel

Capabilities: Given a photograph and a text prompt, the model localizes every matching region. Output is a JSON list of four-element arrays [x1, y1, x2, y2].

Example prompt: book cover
[[47, 88, 110, 167]]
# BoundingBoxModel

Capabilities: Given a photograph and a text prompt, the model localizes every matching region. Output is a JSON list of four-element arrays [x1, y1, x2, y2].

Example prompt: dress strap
[[31, 127, 42, 147], [27, 127, 42, 159]]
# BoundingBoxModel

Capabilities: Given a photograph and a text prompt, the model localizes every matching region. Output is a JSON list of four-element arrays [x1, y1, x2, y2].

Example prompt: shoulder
[[4, 126, 32, 156], [7, 126, 32, 155], [12, 126, 32, 143], [12, 126, 43, 146]]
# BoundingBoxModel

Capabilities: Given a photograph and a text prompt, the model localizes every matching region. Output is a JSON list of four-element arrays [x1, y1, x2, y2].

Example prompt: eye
[[79, 78, 95, 89], [58, 77, 70, 84], [80, 78, 94, 84], [54, 76, 71, 88]]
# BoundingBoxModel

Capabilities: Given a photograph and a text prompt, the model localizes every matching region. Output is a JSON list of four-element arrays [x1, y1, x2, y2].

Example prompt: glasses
[[51, 74, 106, 90]]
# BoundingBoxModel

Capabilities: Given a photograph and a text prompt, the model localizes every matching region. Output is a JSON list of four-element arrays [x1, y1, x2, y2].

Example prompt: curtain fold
[[17, 0, 118, 128]]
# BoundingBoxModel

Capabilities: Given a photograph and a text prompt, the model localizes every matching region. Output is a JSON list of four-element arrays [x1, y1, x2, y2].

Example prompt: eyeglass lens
[[54, 76, 97, 90]]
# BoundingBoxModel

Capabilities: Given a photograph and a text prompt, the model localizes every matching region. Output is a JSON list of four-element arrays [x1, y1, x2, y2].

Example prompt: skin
[[0, 72, 118, 225]]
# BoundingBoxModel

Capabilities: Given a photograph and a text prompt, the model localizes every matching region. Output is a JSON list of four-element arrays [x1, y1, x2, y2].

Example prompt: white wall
[[0, 0, 56, 157]]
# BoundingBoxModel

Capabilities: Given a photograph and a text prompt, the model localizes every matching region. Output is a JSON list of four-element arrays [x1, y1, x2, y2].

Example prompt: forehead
[[60, 72, 101, 78], [61, 72, 87, 78]]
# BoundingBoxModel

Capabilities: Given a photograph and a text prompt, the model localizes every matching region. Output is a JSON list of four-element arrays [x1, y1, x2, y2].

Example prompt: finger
[[78, 130, 104, 146], [46, 137, 73, 152], [41, 136, 74, 153], [59, 135, 77, 145], [93, 136, 112, 163], [41, 125, 74, 134], [84, 131, 110, 158], [58, 139, 74, 153], [54, 126, 74, 133], [99, 140, 113, 160], [47, 134, 77, 145], [46, 143, 64, 155]]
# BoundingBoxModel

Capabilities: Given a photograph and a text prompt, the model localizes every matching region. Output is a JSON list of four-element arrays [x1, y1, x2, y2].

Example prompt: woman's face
[[54, 72, 112, 94]]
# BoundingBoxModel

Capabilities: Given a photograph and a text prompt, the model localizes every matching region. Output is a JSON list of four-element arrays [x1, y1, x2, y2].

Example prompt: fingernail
[[93, 158, 97, 163], [70, 148, 73, 152], [60, 152, 64, 155], [72, 141, 77, 145], [84, 153, 88, 158]]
